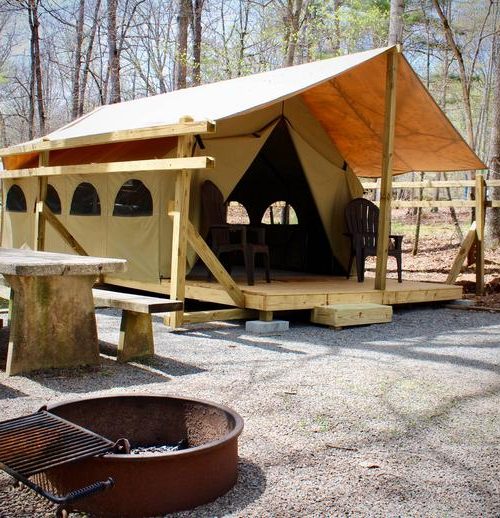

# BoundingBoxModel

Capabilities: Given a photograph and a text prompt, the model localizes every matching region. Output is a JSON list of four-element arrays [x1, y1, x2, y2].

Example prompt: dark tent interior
[[227, 121, 346, 276]]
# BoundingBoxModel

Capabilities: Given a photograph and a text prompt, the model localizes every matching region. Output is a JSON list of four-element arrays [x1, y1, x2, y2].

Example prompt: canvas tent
[[0, 46, 484, 293]]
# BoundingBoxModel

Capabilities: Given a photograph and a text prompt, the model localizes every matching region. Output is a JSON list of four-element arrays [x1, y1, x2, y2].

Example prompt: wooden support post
[[475, 174, 486, 295], [169, 116, 195, 328], [259, 310, 273, 321], [34, 151, 49, 251], [375, 48, 398, 291]]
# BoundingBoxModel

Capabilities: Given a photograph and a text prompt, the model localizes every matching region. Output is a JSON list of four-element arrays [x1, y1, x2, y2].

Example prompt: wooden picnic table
[[0, 248, 126, 376]]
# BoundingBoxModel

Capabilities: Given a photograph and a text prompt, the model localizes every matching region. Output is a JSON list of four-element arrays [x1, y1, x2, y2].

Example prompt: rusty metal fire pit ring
[[42, 393, 244, 517]]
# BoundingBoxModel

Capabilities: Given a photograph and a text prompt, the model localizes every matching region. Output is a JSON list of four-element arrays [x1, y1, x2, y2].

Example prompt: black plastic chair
[[201, 180, 270, 286], [344, 198, 403, 283]]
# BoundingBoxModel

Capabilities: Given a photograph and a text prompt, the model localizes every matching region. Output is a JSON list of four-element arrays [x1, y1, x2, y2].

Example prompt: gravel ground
[[0, 305, 499, 517]]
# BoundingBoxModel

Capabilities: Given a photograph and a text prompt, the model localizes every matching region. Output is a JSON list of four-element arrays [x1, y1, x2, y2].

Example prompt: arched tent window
[[113, 179, 153, 216], [70, 182, 101, 215], [261, 201, 298, 225], [45, 184, 61, 214], [6, 185, 27, 212], [226, 201, 250, 224]]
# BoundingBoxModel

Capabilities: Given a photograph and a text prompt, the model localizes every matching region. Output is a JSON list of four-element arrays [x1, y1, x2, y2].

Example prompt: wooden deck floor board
[[105, 273, 463, 312]]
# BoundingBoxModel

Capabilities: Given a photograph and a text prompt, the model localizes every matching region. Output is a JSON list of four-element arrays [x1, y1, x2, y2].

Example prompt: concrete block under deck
[[246, 320, 289, 335]]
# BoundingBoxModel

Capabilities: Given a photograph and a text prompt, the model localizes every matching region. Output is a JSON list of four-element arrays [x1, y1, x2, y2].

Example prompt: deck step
[[311, 303, 392, 329]]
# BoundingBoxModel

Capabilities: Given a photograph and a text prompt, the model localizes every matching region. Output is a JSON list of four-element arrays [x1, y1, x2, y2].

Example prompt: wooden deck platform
[[107, 272, 462, 312]]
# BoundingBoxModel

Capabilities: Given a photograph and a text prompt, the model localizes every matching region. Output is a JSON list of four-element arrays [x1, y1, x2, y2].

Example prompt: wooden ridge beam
[[0, 120, 216, 157], [1, 156, 214, 180]]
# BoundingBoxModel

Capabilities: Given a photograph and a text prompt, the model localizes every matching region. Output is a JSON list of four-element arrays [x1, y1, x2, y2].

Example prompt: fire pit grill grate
[[0, 409, 118, 508], [0, 410, 116, 478]]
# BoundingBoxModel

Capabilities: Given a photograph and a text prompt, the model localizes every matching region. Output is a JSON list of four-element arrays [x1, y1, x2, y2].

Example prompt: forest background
[[0, 0, 499, 255]]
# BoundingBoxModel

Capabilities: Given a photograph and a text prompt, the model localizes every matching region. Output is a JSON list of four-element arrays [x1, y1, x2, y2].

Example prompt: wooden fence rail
[[361, 179, 500, 189], [360, 175, 499, 295]]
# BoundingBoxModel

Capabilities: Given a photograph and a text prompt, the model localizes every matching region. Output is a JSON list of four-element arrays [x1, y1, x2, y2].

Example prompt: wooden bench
[[93, 289, 183, 362]]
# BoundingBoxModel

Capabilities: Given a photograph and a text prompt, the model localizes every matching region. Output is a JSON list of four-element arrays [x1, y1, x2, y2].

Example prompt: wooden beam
[[0, 120, 216, 157], [375, 48, 398, 291], [446, 221, 477, 284], [475, 174, 486, 295], [181, 308, 257, 324], [186, 220, 245, 307], [34, 151, 49, 251], [1, 156, 214, 180], [169, 117, 195, 328], [391, 200, 475, 208], [362, 180, 476, 189], [41, 202, 88, 256]]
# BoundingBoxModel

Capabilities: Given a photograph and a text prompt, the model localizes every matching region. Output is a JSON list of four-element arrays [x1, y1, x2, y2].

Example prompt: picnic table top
[[0, 248, 127, 276]]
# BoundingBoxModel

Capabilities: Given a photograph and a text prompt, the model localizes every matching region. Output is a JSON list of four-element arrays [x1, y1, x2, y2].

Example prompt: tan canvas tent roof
[[2, 46, 484, 177]]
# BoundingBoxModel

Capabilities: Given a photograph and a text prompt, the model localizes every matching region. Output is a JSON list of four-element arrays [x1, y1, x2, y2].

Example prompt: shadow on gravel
[[18, 358, 175, 393], [0, 328, 206, 390], [99, 340, 206, 376], [0, 383, 27, 399], [180, 327, 306, 355], [342, 341, 500, 374], [173, 459, 266, 517]]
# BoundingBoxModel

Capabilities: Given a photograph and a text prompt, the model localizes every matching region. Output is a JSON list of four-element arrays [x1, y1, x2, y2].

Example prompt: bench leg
[[118, 311, 154, 362]]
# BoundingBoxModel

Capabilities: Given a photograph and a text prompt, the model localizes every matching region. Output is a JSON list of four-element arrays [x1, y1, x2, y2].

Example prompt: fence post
[[475, 173, 486, 295]]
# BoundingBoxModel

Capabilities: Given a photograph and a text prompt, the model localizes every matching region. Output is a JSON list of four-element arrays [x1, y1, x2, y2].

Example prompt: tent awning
[[1, 47, 485, 176]]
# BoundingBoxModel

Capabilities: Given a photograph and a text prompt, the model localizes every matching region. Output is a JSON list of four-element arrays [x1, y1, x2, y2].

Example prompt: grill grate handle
[[1, 462, 114, 505], [57, 477, 115, 505]]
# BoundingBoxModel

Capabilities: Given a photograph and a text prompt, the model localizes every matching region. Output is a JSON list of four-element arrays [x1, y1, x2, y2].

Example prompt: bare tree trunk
[[72, 0, 85, 118], [331, 0, 343, 55], [28, 53, 35, 140], [107, 0, 121, 103], [432, 0, 492, 225], [236, 0, 250, 77], [388, 0, 404, 46], [412, 171, 424, 255], [29, 0, 46, 135], [486, 29, 500, 246], [432, 0, 475, 148], [79, 0, 101, 116], [283, 0, 304, 67], [175, 0, 190, 89], [413, 4, 427, 254], [436, 0, 463, 240], [0, 112, 8, 147], [191, 0, 204, 86]]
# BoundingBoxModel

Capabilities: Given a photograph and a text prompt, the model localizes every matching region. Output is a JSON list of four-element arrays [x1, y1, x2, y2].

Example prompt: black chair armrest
[[389, 234, 404, 248]]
